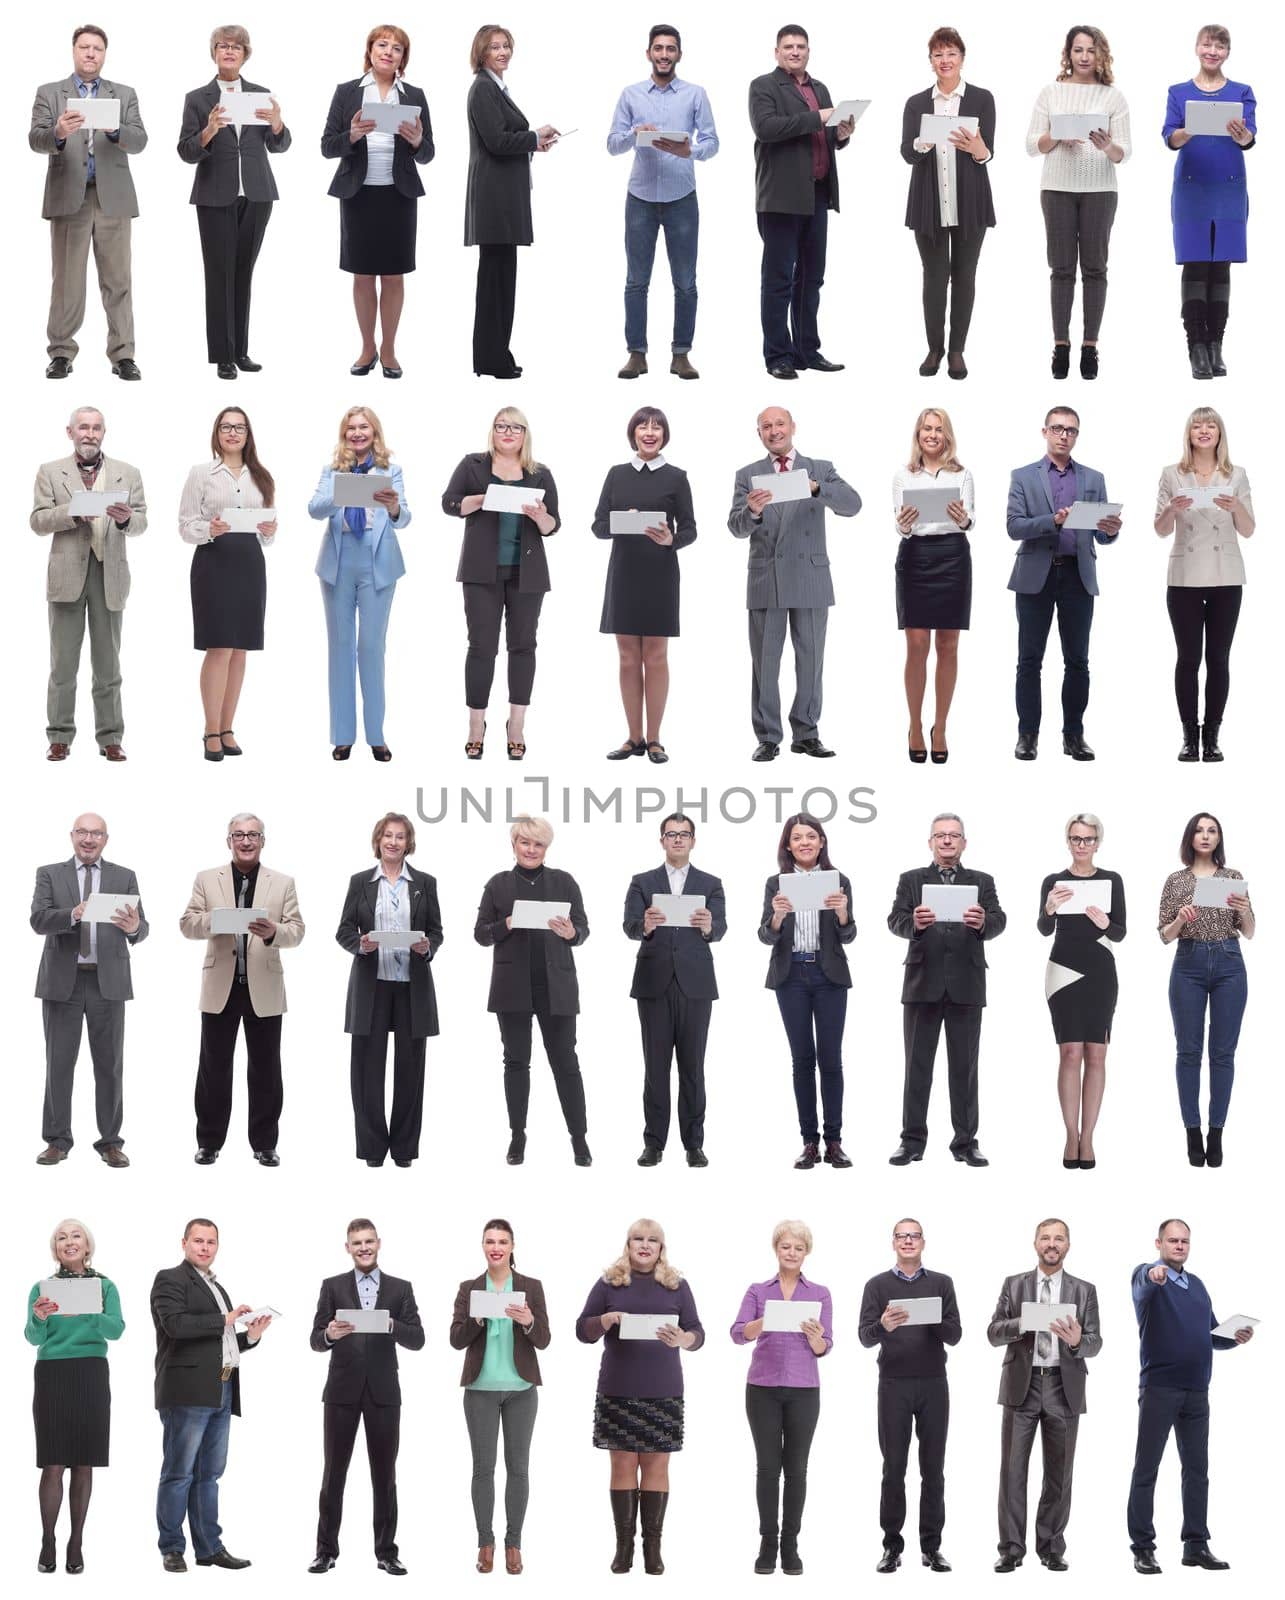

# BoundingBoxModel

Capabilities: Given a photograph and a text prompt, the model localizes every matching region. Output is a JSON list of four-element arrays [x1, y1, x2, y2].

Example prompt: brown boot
[[669, 353, 700, 379], [610, 1488, 638, 1572], [618, 352, 648, 378], [504, 1547, 523, 1574], [476, 1545, 494, 1573]]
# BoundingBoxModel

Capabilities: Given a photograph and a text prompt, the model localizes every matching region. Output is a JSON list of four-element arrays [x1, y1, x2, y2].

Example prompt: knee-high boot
[[640, 1489, 669, 1575], [610, 1488, 638, 1574]]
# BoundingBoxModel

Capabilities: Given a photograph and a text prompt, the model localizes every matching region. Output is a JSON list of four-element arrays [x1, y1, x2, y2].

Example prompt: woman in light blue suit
[[310, 405, 411, 760]]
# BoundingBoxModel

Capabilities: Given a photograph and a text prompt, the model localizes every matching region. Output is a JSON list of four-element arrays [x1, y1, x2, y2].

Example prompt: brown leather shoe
[[37, 1144, 67, 1165], [476, 1546, 494, 1574], [101, 744, 127, 762], [504, 1548, 522, 1575], [669, 353, 700, 379], [618, 352, 647, 379], [100, 1146, 131, 1167], [47, 743, 70, 761]]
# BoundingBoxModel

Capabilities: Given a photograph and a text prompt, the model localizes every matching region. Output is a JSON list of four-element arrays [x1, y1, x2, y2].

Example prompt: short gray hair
[[227, 811, 264, 834], [68, 406, 103, 428], [510, 813, 553, 847], [772, 1219, 813, 1253], [210, 24, 252, 59], [929, 811, 964, 835], [1065, 811, 1103, 845], [50, 1217, 96, 1267]]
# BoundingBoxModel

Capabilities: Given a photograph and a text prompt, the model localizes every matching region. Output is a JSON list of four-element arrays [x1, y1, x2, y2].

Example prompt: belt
[[219, 1365, 233, 1382], [790, 950, 819, 963], [78, 962, 98, 971], [235, 972, 248, 985], [1049, 554, 1072, 565], [1032, 1364, 1062, 1375]]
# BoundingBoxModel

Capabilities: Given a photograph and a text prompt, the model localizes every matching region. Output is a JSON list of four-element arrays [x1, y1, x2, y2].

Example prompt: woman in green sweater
[[26, 1218, 124, 1575]]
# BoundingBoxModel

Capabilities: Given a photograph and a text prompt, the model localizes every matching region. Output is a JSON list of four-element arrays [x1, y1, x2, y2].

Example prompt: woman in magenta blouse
[[731, 1219, 832, 1577]]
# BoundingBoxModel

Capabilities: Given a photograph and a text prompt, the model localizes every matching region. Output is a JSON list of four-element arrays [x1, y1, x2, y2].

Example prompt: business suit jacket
[[758, 871, 856, 988], [311, 462, 411, 589], [450, 1271, 551, 1386], [623, 865, 726, 1001], [988, 1268, 1102, 1415], [475, 867, 588, 1015], [321, 79, 434, 198], [1156, 464, 1251, 588], [31, 857, 148, 1002], [151, 1260, 255, 1415], [177, 77, 291, 204], [310, 1270, 424, 1405], [728, 453, 862, 610], [749, 66, 847, 214], [888, 865, 1006, 1006], [464, 73, 537, 245], [901, 84, 996, 237], [336, 864, 442, 1039], [179, 862, 305, 1016], [443, 453, 560, 593], [31, 454, 147, 610], [30, 76, 147, 218], [1006, 458, 1116, 596]]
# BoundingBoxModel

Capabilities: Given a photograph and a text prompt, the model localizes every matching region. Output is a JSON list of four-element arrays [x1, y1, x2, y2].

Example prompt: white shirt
[[630, 453, 667, 471], [178, 459, 274, 547], [360, 70, 400, 186], [220, 77, 244, 198], [664, 862, 689, 895], [76, 858, 99, 965], [892, 465, 975, 536], [769, 448, 797, 474], [372, 863, 412, 982], [915, 79, 966, 227], [789, 863, 822, 954], [194, 1267, 240, 1371], [1034, 1266, 1065, 1368]]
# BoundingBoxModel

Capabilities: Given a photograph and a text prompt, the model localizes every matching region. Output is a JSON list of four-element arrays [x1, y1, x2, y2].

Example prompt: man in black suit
[[309, 1218, 424, 1575], [623, 813, 727, 1169], [887, 811, 1006, 1166], [749, 25, 854, 379], [151, 1218, 272, 1573], [987, 1218, 1102, 1572]]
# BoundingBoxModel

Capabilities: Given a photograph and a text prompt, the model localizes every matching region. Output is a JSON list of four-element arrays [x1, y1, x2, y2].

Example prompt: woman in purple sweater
[[576, 1217, 704, 1575]]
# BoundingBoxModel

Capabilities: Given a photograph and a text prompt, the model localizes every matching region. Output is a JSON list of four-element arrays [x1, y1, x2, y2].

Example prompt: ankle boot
[[640, 1490, 668, 1575], [1186, 1126, 1206, 1167], [1205, 1127, 1224, 1167], [780, 1534, 803, 1576], [506, 1129, 526, 1165], [1201, 721, 1224, 762], [1178, 723, 1200, 761], [755, 1535, 778, 1574], [1206, 301, 1228, 375], [610, 1489, 638, 1573], [1182, 300, 1213, 378]]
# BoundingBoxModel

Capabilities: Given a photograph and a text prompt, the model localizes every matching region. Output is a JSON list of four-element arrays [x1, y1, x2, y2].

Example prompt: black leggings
[[1180, 258, 1232, 342], [745, 1384, 821, 1540], [1166, 585, 1243, 724]]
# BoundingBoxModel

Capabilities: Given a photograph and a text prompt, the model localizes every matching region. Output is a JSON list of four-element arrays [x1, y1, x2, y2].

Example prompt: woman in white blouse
[[1026, 26, 1130, 380], [178, 408, 277, 761], [1154, 406, 1254, 761], [893, 408, 974, 763]]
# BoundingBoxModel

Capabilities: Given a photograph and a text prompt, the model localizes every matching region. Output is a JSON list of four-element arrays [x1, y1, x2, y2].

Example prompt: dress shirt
[[231, 860, 260, 982], [791, 75, 830, 181], [372, 863, 412, 982], [220, 77, 245, 198], [1034, 1266, 1064, 1368], [788, 863, 822, 953], [630, 453, 667, 471], [664, 862, 689, 895], [1046, 456, 1079, 554], [76, 858, 99, 964], [892, 465, 974, 537], [74, 75, 99, 182], [360, 70, 400, 186], [917, 80, 964, 226], [178, 459, 274, 548], [773, 449, 797, 474], [731, 1273, 833, 1387], [355, 1267, 381, 1309], [893, 1264, 926, 1283], [606, 76, 719, 202], [194, 1267, 240, 1371]]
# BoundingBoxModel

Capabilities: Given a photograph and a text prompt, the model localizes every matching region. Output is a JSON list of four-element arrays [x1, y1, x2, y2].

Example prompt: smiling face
[[930, 42, 962, 83], [627, 1225, 663, 1274], [893, 1220, 924, 1268], [775, 32, 810, 75], [775, 1233, 808, 1274], [213, 35, 247, 79], [72, 31, 106, 80], [1189, 414, 1221, 454], [369, 31, 406, 78], [648, 33, 681, 79], [787, 823, 823, 867], [182, 1224, 219, 1269], [485, 31, 512, 74], [1035, 1220, 1070, 1271], [217, 410, 249, 455], [345, 411, 375, 460], [512, 829, 548, 870], [345, 1227, 380, 1273], [228, 818, 264, 869], [54, 1223, 89, 1270], [492, 413, 525, 458], [1156, 1221, 1191, 1270], [67, 409, 105, 458], [757, 407, 796, 458], [1196, 32, 1229, 74], [918, 411, 946, 462], [1068, 31, 1099, 80], [482, 1228, 514, 1274], [378, 820, 409, 868], [71, 812, 108, 865], [633, 415, 665, 460], [1191, 816, 1220, 858]]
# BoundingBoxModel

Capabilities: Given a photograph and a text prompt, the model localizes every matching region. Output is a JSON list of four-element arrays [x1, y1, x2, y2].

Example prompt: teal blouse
[[26, 1271, 124, 1361], [468, 1274, 532, 1392]]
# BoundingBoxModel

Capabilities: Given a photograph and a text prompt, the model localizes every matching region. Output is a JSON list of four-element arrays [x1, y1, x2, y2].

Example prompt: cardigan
[[901, 83, 995, 236], [1026, 80, 1131, 190]]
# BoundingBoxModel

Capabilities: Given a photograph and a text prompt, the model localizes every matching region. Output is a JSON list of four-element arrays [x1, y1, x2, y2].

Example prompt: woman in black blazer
[[759, 813, 856, 1170], [336, 811, 443, 1168], [474, 815, 592, 1167], [900, 27, 995, 378], [321, 25, 434, 378], [464, 26, 558, 377], [177, 26, 291, 378]]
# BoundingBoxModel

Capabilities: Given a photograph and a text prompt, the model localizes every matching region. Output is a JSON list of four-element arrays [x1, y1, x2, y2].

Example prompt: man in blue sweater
[[1127, 1217, 1254, 1575]]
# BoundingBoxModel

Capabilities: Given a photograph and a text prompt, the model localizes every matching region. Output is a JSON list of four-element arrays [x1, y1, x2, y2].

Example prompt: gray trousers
[[48, 185, 135, 361], [47, 553, 123, 747], [42, 967, 125, 1152], [1039, 190, 1117, 343], [749, 606, 828, 743], [462, 1387, 538, 1548], [997, 1368, 1078, 1560]]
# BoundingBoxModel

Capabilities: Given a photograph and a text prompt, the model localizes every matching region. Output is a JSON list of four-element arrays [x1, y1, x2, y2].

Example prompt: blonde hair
[[1065, 811, 1103, 845], [772, 1219, 813, 1254], [510, 813, 553, 847], [470, 24, 514, 73], [331, 407, 392, 472], [907, 408, 963, 474], [50, 1217, 96, 1267], [604, 1217, 682, 1291], [488, 407, 537, 473], [1178, 406, 1233, 477]]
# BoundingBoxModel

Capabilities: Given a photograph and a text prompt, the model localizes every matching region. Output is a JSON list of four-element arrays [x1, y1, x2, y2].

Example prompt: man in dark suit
[[987, 1217, 1103, 1572], [151, 1218, 272, 1573], [749, 25, 854, 378], [309, 1218, 424, 1574], [30, 812, 147, 1166], [887, 811, 1006, 1166], [623, 813, 727, 1169]]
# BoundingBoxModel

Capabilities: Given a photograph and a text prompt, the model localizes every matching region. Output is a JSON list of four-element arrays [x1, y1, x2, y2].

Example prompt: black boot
[[1178, 723, 1200, 761], [506, 1129, 526, 1165], [1051, 343, 1070, 379], [1186, 1126, 1206, 1167], [1201, 720, 1224, 762], [755, 1535, 778, 1574], [1206, 300, 1228, 375], [780, 1534, 803, 1576], [1188, 342, 1213, 379], [1205, 1127, 1224, 1168], [610, 1489, 638, 1573], [640, 1490, 668, 1575], [1182, 299, 1213, 378]]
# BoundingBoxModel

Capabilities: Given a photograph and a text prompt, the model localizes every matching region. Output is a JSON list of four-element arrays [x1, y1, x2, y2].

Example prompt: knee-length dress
[[592, 460, 697, 637], [179, 459, 273, 650], [1162, 80, 1257, 262], [1037, 867, 1127, 1042]]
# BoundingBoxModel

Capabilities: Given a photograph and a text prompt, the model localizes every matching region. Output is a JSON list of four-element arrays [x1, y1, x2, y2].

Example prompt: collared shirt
[[194, 1266, 240, 1370], [1034, 1266, 1064, 1367], [1046, 455, 1079, 554], [73, 73, 99, 182], [231, 860, 260, 983], [360, 69, 400, 187], [891, 465, 975, 537], [893, 1264, 926, 1282], [372, 862, 412, 982], [178, 458, 274, 548], [664, 862, 689, 895], [772, 448, 797, 473], [355, 1267, 381, 1309], [630, 453, 667, 471], [76, 857, 99, 964], [219, 76, 245, 198], [791, 73, 830, 182], [732, 1272, 833, 1388], [788, 862, 822, 954], [930, 79, 964, 226], [606, 75, 719, 202]]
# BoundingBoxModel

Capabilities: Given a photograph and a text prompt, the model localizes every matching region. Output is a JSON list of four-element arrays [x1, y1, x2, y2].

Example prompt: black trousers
[[317, 1388, 401, 1560], [914, 227, 986, 352], [745, 1384, 821, 1539], [757, 180, 829, 366], [350, 980, 425, 1165], [195, 979, 282, 1151], [997, 1368, 1078, 1560], [1166, 585, 1242, 725], [473, 243, 519, 374], [463, 570, 544, 708], [196, 199, 272, 363], [638, 984, 711, 1151], [901, 999, 981, 1154], [496, 978, 588, 1136], [1127, 1384, 1210, 1552], [878, 1375, 948, 1555]]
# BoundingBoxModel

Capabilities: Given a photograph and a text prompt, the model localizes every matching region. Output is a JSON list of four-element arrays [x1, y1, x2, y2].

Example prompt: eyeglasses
[[1046, 424, 1080, 438], [931, 832, 963, 843], [662, 832, 694, 844], [494, 422, 526, 436], [229, 831, 263, 843], [73, 828, 105, 841], [894, 1232, 923, 1244], [1068, 835, 1098, 846], [218, 422, 248, 435]]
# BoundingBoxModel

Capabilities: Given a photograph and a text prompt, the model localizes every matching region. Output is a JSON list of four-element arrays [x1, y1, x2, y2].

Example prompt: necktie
[[776, 456, 790, 473], [235, 873, 248, 980], [79, 862, 95, 957], [344, 456, 374, 539], [1037, 1276, 1052, 1362], [79, 80, 97, 184], [939, 867, 956, 885]]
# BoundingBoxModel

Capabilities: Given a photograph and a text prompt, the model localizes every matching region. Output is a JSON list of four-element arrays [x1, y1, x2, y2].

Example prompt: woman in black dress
[[1037, 812, 1126, 1169], [594, 408, 696, 764]]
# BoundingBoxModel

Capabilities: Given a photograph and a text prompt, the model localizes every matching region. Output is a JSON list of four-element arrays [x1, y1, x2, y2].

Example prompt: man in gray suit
[[32, 406, 147, 762], [29, 23, 147, 379], [30, 812, 147, 1167], [987, 1217, 1102, 1573], [728, 406, 861, 761]]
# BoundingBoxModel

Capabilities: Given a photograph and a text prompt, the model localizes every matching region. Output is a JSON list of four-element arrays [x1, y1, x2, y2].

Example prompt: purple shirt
[[1045, 454, 1079, 555], [576, 1272, 704, 1398], [730, 1273, 833, 1388], [793, 75, 831, 182]]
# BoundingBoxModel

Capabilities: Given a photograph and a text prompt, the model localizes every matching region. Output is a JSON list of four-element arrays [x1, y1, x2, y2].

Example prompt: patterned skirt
[[593, 1394, 684, 1454]]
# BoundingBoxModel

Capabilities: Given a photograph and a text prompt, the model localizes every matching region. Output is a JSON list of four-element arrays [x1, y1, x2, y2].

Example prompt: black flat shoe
[[1182, 1546, 1229, 1571], [1078, 1158, 1096, 1170], [371, 745, 392, 762], [929, 725, 948, 764], [219, 729, 242, 756], [350, 356, 377, 375], [953, 1147, 989, 1167], [606, 739, 646, 759], [1015, 730, 1038, 760], [685, 1147, 709, 1167], [638, 1145, 662, 1166], [1063, 1157, 1079, 1170], [876, 1549, 901, 1574], [571, 1134, 593, 1167], [994, 1554, 1023, 1572], [1051, 343, 1070, 379], [308, 1555, 336, 1573], [253, 1149, 280, 1167], [946, 351, 967, 380], [196, 1550, 252, 1569], [1133, 1550, 1162, 1575], [645, 741, 668, 764], [794, 1142, 819, 1169], [234, 356, 262, 372], [506, 1132, 526, 1166], [1062, 732, 1095, 761], [216, 362, 238, 379], [790, 736, 835, 757], [803, 354, 844, 372], [1041, 1555, 1069, 1571], [1079, 344, 1099, 380], [381, 364, 403, 379], [918, 348, 944, 376], [194, 1147, 219, 1164], [376, 1558, 407, 1576], [203, 733, 224, 762], [766, 360, 798, 380], [162, 1552, 188, 1572], [394, 1159, 411, 1167], [332, 745, 352, 761]]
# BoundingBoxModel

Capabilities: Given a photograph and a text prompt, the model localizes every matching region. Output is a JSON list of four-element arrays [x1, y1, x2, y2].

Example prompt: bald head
[[757, 407, 796, 458], [70, 813, 108, 865]]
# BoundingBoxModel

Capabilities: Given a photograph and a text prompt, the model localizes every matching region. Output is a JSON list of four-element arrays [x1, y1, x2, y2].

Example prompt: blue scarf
[[344, 455, 376, 539]]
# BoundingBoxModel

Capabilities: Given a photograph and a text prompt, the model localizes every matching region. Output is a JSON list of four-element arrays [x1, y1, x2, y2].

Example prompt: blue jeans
[[775, 957, 847, 1142], [624, 191, 699, 354], [1168, 938, 1247, 1127], [157, 1384, 232, 1559], [1014, 561, 1094, 735], [320, 536, 396, 746]]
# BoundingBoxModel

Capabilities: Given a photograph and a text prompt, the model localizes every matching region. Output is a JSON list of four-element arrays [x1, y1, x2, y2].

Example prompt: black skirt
[[191, 531, 266, 651], [340, 184, 418, 275], [593, 1394, 684, 1454], [34, 1357, 110, 1467], [895, 531, 972, 630]]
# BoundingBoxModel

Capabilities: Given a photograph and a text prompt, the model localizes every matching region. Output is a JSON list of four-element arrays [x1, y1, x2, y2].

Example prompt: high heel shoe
[[219, 729, 242, 756], [350, 355, 378, 376], [908, 725, 927, 763], [506, 719, 526, 761], [66, 1548, 84, 1575], [1186, 1126, 1206, 1167], [930, 725, 949, 764], [332, 745, 352, 761], [371, 745, 392, 762], [465, 721, 486, 760], [38, 1540, 56, 1574], [203, 732, 224, 763]]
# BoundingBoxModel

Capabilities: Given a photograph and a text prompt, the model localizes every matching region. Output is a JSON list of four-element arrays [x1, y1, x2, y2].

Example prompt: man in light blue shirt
[[607, 24, 718, 380]]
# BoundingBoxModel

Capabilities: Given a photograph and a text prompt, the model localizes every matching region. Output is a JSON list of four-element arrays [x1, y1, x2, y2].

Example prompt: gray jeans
[[462, 1387, 538, 1547]]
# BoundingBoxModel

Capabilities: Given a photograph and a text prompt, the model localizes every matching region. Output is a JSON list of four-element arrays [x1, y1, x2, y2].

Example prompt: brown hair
[[72, 23, 108, 47], [776, 812, 836, 873], [210, 408, 274, 504], [370, 811, 416, 857], [364, 24, 411, 73], [927, 27, 965, 56], [183, 1217, 218, 1239], [470, 25, 514, 72], [1059, 25, 1114, 84], [347, 1217, 378, 1236], [482, 1217, 516, 1268], [1035, 1217, 1071, 1239], [627, 407, 670, 449], [1196, 24, 1230, 50]]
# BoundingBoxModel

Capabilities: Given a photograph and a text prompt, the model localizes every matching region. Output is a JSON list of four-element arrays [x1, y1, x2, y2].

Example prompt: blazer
[[900, 84, 996, 237], [464, 73, 537, 245], [321, 78, 434, 199], [758, 871, 856, 989], [887, 864, 1006, 1007], [728, 453, 862, 610], [309, 1269, 424, 1405], [31, 454, 147, 610], [177, 77, 291, 205], [749, 66, 847, 215], [1006, 458, 1115, 596], [311, 462, 411, 589], [31, 857, 148, 1002], [623, 865, 726, 1001], [443, 453, 560, 593], [29, 76, 147, 219], [150, 1260, 255, 1415], [450, 1270, 551, 1386], [1155, 463, 1251, 588], [987, 1268, 1102, 1414], [179, 863, 305, 1016], [475, 866, 588, 1015], [335, 864, 442, 1039]]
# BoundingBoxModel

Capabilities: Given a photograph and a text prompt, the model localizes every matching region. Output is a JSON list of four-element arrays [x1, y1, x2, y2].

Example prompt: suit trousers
[[997, 1368, 1079, 1560], [749, 606, 828, 743], [1014, 562, 1094, 736], [775, 959, 847, 1143], [638, 983, 711, 1151], [757, 181, 829, 365], [47, 552, 123, 747], [321, 539, 396, 746], [48, 184, 134, 361], [1127, 1384, 1210, 1552], [195, 978, 283, 1151], [196, 198, 272, 363], [1039, 190, 1117, 343], [901, 999, 981, 1154], [350, 979, 425, 1165], [915, 227, 986, 352], [463, 570, 543, 708], [496, 963, 588, 1136], [42, 967, 125, 1153], [473, 244, 519, 374], [462, 1386, 538, 1548], [317, 1388, 401, 1560], [745, 1383, 821, 1539], [878, 1375, 949, 1555]]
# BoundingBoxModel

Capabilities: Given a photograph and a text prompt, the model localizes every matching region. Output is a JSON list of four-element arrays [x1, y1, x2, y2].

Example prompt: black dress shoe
[[794, 1142, 820, 1169], [790, 737, 835, 757], [112, 358, 142, 380], [196, 1549, 252, 1569], [888, 1145, 923, 1166], [351, 356, 378, 375], [802, 354, 844, 372], [995, 1554, 1023, 1572], [922, 1551, 952, 1572], [253, 1149, 280, 1167], [1079, 345, 1099, 380], [194, 1147, 219, 1165], [1041, 1554, 1069, 1571], [162, 1552, 188, 1572], [824, 1140, 853, 1168], [875, 1548, 901, 1574], [1182, 1546, 1229, 1571], [571, 1134, 593, 1167], [918, 348, 944, 376], [1062, 732, 1095, 760], [953, 1146, 990, 1167], [686, 1147, 709, 1167], [216, 362, 238, 379], [751, 741, 780, 761], [645, 741, 669, 764], [393, 1159, 411, 1168], [308, 1555, 336, 1573], [381, 364, 403, 379], [377, 1558, 408, 1575], [506, 1131, 526, 1166], [606, 739, 646, 759], [234, 356, 262, 372], [766, 360, 798, 379], [638, 1145, 662, 1166], [1051, 343, 1070, 379], [1015, 730, 1038, 760], [46, 357, 73, 378], [946, 352, 967, 380], [1133, 1550, 1162, 1575]]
